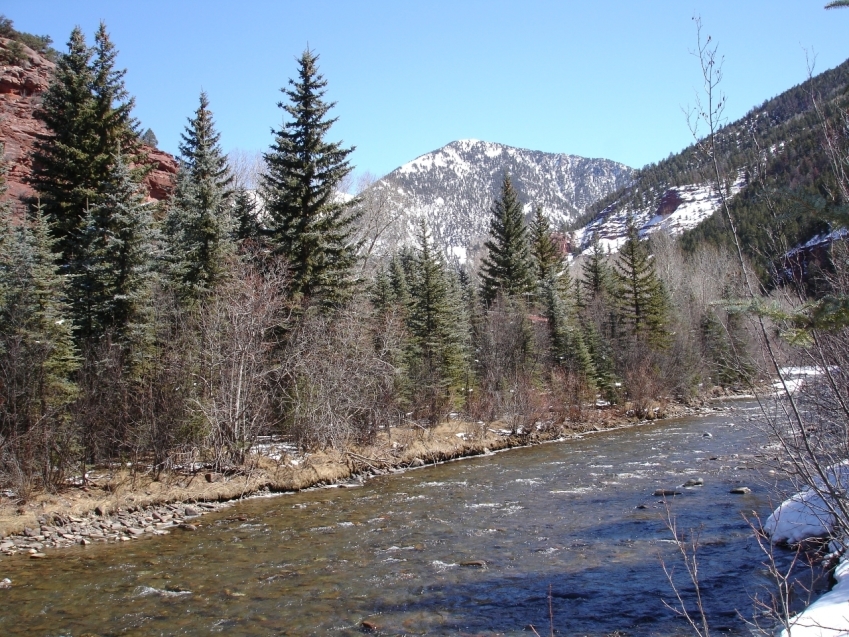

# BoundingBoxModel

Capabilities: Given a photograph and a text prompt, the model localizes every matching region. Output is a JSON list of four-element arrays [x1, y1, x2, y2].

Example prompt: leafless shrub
[[190, 259, 291, 469], [280, 298, 399, 451]]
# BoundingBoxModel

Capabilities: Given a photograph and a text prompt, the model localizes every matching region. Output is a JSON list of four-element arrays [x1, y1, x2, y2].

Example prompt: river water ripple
[[0, 400, 819, 635]]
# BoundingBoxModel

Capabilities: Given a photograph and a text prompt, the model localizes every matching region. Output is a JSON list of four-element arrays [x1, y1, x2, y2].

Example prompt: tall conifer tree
[[32, 23, 141, 266], [70, 152, 156, 349], [406, 222, 468, 393], [581, 231, 611, 301], [164, 92, 233, 300], [261, 49, 360, 306], [0, 191, 78, 440], [613, 219, 670, 347], [480, 174, 535, 304], [529, 206, 561, 284]]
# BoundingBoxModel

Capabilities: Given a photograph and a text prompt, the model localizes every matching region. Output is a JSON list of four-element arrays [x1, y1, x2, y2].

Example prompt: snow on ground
[[765, 461, 849, 636], [574, 173, 746, 254]]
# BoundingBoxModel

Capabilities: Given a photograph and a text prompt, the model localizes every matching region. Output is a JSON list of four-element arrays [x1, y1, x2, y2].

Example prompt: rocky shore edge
[[0, 397, 743, 560]]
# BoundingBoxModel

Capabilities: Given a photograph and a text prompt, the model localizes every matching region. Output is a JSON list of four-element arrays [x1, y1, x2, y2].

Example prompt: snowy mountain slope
[[573, 174, 747, 254], [361, 139, 633, 260]]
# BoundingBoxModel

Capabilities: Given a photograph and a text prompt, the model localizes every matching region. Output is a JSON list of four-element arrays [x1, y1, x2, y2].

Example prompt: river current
[[0, 400, 819, 636]]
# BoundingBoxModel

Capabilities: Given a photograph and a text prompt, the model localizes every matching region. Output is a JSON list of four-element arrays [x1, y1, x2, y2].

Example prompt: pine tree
[[70, 152, 156, 349], [480, 174, 535, 304], [613, 219, 670, 347], [542, 273, 594, 379], [0, 197, 78, 441], [163, 92, 233, 300], [232, 187, 263, 245], [261, 49, 360, 306], [581, 231, 611, 301], [31, 23, 141, 266], [406, 222, 468, 394], [529, 205, 561, 284], [141, 128, 158, 148]]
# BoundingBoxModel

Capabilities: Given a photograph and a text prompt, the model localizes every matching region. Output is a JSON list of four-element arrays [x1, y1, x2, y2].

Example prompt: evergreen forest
[[1, 18, 847, 497]]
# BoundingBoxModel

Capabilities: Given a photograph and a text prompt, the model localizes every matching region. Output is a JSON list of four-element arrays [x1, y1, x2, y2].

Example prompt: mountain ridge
[[361, 138, 633, 261]]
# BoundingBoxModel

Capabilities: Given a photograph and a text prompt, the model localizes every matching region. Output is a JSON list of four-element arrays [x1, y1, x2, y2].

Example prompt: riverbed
[[0, 401, 819, 636]]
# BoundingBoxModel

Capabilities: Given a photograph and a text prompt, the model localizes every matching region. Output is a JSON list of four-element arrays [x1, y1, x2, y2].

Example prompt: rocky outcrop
[[0, 37, 178, 214]]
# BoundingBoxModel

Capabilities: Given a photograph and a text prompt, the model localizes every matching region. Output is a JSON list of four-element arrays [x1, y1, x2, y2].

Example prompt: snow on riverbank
[[765, 461, 849, 636]]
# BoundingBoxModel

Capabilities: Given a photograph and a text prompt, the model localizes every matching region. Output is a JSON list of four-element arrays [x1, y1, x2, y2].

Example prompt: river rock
[[410, 458, 425, 467], [29, 552, 46, 559], [729, 486, 751, 494], [653, 489, 682, 497], [183, 506, 201, 517], [682, 478, 704, 487], [460, 560, 487, 568], [0, 578, 10, 588], [361, 620, 379, 632]]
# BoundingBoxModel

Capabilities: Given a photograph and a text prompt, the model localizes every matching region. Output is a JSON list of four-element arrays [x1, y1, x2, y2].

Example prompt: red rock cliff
[[0, 37, 178, 214]]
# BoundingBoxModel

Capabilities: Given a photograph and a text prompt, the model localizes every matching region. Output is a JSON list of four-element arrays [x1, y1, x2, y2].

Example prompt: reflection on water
[[0, 402, 819, 635]]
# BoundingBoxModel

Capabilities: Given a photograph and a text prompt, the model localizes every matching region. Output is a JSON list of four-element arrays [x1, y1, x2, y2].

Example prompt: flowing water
[[0, 401, 820, 636]]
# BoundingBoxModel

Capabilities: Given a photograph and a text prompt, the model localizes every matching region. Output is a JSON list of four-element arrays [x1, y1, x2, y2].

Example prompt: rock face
[[363, 139, 633, 261], [0, 38, 178, 215]]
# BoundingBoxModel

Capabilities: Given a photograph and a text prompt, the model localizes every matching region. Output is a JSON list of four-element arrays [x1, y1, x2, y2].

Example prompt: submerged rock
[[682, 478, 704, 487], [653, 489, 682, 497], [729, 486, 751, 494]]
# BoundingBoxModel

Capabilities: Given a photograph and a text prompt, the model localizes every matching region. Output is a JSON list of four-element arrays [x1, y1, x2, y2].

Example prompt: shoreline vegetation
[[0, 394, 744, 557]]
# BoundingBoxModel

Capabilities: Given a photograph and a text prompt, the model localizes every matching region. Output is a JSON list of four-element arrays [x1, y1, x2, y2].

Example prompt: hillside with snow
[[359, 139, 633, 261], [573, 174, 747, 254]]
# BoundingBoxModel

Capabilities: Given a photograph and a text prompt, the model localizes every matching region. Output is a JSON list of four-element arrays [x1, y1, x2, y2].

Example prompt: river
[[0, 400, 821, 636]]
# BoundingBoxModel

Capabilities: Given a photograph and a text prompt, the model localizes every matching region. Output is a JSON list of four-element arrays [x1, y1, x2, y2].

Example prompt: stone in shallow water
[[653, 489, 681, 496], [729, 486, 751, 494], [682, 478, 704, 487]]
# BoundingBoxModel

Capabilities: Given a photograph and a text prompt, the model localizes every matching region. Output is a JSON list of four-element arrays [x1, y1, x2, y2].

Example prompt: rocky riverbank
[[0, 500, 227, 557], [0, 397, 743, 557]]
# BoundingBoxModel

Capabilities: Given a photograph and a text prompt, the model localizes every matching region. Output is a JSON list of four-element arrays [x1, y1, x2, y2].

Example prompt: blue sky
[[7, 1, 849, 178]]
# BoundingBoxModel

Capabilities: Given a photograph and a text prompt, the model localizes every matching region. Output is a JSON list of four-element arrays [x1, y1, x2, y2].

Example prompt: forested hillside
[[574, 56, 849, 279]]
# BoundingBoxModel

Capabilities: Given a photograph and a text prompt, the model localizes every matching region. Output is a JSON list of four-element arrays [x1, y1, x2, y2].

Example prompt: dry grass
[[0, 404, 688, 539]]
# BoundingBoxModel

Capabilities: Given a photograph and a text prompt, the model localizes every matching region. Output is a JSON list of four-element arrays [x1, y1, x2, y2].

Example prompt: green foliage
[[140, 128, 158, 148], [581, 231, 613, 301], [163, 92, 234, 302], [31, 23, 143, 266], [542, 273, 594, 381], [613, 220, 670, 347], [405, 222, 469, 392], [0, 200, 78, 441], [232, 187, 263, 245], [0, 14, 58, 61], [261, 49, 361, 307], [529, 205, 561, 285], [69, 152, 156, 356], [480, 174, 535, 304]]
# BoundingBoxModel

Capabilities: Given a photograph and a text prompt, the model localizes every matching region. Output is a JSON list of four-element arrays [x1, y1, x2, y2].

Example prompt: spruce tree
[[529, 205, 561, 284], [542, 273, 594, 380], [613, 219, 670, 347], [0, 199, 78, 441], [163, 92, 233, 300], [261, 49, 361, 306], [480, 174, 535, 304], [31, 23, 141, 266], [581, 231, 611, 300], [406, 222, 468, 395], [232, 187, 263, 245], [70, 152, 156, 349]]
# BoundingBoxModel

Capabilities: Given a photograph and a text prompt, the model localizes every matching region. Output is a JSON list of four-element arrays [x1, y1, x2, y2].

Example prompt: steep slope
[[0, 37, 178, 215], [573, 57, 849, 262], [364, 139, 633, 259]]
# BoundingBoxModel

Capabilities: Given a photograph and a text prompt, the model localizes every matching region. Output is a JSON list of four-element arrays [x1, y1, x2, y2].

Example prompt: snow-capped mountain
[[361, 139, 633, 261]]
